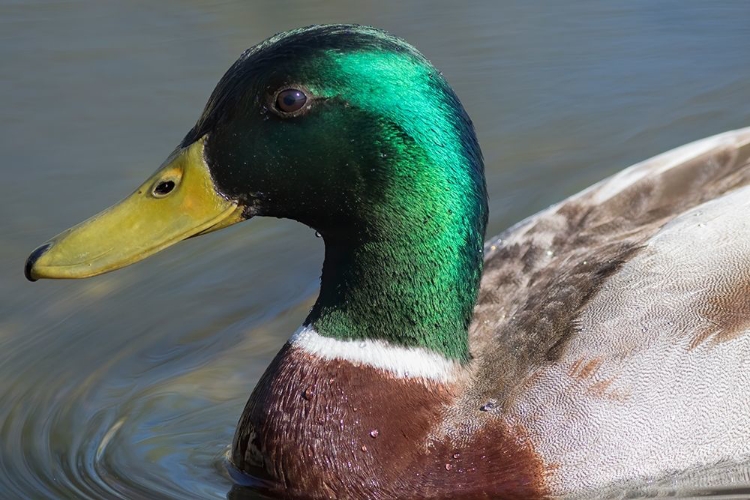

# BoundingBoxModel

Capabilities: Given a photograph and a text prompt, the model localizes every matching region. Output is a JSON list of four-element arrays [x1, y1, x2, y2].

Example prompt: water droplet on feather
[[480, 400, 497, 412]]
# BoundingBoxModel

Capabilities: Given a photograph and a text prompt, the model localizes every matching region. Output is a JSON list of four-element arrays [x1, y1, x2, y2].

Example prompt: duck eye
[[153, 180, 176, 197], [275, 89, 307, 114]]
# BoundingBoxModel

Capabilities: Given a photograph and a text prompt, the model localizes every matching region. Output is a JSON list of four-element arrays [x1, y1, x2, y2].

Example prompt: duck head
[[26, 24, 487, 361]]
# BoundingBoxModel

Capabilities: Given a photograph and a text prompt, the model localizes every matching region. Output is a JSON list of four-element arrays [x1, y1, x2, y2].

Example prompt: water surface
[[2, 1, 750, 498]]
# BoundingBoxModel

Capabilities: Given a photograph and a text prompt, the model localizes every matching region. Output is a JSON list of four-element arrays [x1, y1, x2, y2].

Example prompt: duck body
[[473, 129, 750, 496], [232, 127, 750, 499], [25, 25, 750, 499]]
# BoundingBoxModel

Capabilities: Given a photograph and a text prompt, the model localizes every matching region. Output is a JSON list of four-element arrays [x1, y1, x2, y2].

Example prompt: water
[[1, 1, 750, 498]]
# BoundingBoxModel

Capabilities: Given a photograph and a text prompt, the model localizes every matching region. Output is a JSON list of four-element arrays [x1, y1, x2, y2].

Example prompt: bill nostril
[[153, 180, 176, 197], [25, 243, 52, 282]]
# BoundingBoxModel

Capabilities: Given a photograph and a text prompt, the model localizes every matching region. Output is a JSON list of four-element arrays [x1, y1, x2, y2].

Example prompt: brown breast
[[231, 343, 548, 499]]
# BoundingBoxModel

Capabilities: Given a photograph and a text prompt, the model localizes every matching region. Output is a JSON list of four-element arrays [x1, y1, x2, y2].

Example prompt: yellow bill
[[25, 137, 244, 281]]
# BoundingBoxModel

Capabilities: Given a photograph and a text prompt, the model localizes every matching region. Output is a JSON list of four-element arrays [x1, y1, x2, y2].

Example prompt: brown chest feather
[[231, 344, 548, 499]]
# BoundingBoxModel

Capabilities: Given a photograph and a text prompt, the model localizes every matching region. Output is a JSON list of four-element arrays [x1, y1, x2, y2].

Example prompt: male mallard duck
[[25, 25, 750, 499]]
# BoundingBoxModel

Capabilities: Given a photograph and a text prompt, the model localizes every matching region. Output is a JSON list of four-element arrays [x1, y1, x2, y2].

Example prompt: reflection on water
[[1, 1, 750, 498]]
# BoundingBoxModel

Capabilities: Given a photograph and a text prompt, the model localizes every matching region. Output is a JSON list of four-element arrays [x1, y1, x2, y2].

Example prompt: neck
[[304, 157, 487, 363]]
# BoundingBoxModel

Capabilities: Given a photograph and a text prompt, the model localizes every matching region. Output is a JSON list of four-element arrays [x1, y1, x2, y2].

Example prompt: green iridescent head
[[26, 25, 488, 361]]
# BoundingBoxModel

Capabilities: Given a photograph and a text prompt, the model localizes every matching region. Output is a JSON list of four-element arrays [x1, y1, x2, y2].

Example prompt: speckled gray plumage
[[459, 127, 750, 495]]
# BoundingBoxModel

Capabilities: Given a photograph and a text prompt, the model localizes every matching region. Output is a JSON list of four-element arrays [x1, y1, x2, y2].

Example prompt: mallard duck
[[25, 24, 750, 499]]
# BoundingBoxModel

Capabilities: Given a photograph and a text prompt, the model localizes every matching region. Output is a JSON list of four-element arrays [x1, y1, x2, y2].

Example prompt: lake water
[[2, 1, 750, 498]]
